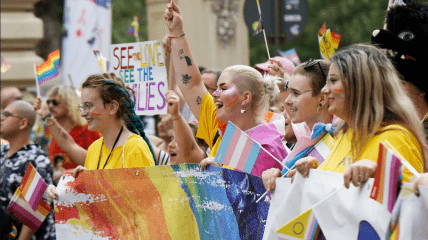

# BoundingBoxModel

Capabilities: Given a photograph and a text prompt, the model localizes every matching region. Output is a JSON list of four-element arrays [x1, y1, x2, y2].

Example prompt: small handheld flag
[[35, 49, 60, 85], [253, 0, 271, 59], [214, 121, 285, 174], [318, 23, 341, 60], [1, 56, 12, 73], [275, 208, 322, 240], [277, 48, 301, 66], [7, 163, 52, 232], [370, 142, 403, 213]]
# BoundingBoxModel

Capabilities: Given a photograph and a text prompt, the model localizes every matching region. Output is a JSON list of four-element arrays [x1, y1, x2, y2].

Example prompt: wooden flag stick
[[33, 63, 40, 97], [383, 0, 395, 30], [255, 0, 271, 59], [255, 165, 295, 203]]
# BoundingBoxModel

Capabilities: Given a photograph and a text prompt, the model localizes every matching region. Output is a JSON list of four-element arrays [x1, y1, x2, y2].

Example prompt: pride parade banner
[[109, 41, 167, 115], [54, 164, 268, 239]]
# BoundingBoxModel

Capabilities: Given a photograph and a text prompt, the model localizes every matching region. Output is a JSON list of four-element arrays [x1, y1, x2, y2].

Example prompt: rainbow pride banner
[[35, 49, 60, 84], [55, 164, 269, 239]]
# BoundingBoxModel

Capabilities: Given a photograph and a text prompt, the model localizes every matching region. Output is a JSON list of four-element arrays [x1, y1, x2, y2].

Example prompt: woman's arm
[[34, 97, 87, 166], [164, 1, 208, 120], [166, 90, 205, 163]]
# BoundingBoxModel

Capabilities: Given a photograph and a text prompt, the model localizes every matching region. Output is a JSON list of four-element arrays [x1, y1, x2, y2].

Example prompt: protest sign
[[54, 164, 268, 239], [110, 41, 167, 115]]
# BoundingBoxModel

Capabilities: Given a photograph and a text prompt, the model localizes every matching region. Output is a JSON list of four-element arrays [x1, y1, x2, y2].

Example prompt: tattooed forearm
[[57, 128, 68, 139], [182, 74, 192, 85], [196, 96, 202, 105], [178, 49, 192, 66]]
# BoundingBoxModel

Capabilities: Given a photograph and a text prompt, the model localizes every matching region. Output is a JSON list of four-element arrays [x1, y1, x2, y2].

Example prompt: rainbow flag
[[7, 189, 51, 232], [1, 56, 12, 73], [36, 49, 60, 84], [18, 163, 49, 211], [55, 164, 269, 239], [275, 208, 322, 240], [214, 121, 273, 174], [307, 133, 334, 166], [370, 142, 402, 213]]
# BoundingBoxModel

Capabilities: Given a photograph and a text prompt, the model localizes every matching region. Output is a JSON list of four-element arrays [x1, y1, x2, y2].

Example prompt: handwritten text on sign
[[110, 40, 167, 115]]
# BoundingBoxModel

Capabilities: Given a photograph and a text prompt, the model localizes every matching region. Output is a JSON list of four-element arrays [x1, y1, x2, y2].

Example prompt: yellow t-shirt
[[84, 134, 155, 169], [196, 93, 223, 157], [318, 124, 423, 182]]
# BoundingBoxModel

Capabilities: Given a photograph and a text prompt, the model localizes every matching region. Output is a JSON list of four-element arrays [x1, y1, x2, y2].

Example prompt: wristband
[[169, 33, 186, 39], [42, 113, 54, 125], [173, 115, 182, 121]]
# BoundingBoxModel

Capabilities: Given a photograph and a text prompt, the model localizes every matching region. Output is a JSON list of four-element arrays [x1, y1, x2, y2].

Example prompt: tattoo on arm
[[182, 74, 192, 85], [178, 49, 192, 66], [196, 96, 202, 105], [57, 128, 68, 139]]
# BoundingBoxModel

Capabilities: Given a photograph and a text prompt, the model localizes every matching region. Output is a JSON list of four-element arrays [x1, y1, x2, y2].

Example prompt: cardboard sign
[[110, 40, 167, 115]]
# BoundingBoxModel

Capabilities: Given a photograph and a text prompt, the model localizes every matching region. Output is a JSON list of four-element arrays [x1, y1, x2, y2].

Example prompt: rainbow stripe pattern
[[214, 121, 265, 174], [36, 49, 60, 84], [370, 142, 402, 213], [54, 164, 269, 239], [7, 163, 52, 232]]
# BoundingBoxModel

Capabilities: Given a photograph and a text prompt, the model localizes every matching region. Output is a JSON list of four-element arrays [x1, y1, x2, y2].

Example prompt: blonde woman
[[295, 44, 427, 188], [35, 85, 100, 170], [164, 1, 288, 177]]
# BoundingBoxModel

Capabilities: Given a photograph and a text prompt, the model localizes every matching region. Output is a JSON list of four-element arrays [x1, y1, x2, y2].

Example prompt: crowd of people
[[1, 0, 428, 239]]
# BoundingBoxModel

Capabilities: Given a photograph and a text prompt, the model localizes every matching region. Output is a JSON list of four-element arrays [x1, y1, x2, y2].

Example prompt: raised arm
[[166, 90, 205, 163], [34, 97, 87, 166], [164, 0, 208, 120]]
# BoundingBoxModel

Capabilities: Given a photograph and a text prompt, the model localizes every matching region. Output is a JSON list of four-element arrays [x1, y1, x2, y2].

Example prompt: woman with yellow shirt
[[46, 73, 156, 202], [295, 44, 427, 188]]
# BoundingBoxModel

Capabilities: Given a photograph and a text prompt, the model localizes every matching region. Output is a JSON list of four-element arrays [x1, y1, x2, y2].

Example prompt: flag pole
[[255, 0, 271, 59], [383, 0, 395, 30], [33, 63, 41, 97]]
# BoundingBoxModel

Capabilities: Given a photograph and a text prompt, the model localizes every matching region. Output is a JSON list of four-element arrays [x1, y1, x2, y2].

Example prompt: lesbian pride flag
[[35, 49, 60, 84], [18, 163, 49, 211], [370, 142, 402, 213], [7, 188, 52, 232], [214, 121, 270, 174]]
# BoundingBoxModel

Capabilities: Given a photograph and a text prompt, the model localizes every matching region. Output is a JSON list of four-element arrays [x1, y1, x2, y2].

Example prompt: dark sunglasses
[[303, 58, 327, 80], [47, 99, 60, 106]]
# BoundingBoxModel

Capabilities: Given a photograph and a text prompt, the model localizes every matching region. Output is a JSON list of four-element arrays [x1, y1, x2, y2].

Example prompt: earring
[[317, 103, 323, 114], [241, 109, 246, 113]]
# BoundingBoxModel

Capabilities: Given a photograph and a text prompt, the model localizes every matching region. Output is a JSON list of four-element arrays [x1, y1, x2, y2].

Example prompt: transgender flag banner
[[214, 121, 275, 174]]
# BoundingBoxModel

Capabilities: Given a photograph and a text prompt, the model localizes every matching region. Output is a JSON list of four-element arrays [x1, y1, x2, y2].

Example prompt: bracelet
[[45, 118, 55, 126], [173, 115, 182, 121], [169, 33, 186, 39]]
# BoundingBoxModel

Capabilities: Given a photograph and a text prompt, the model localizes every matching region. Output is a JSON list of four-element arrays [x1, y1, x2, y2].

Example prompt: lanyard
[[97, 126, 123, 169]]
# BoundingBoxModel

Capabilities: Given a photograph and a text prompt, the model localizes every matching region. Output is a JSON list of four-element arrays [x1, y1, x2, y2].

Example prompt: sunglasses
[[303, 58, 327, 80], [47, 99, 60, 106]]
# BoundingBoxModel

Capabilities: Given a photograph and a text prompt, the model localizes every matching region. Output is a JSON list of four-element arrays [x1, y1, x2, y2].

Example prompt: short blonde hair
[[332, 43, 428, 163], [47, 85, 85, 126], [223, 65, 279, 123]]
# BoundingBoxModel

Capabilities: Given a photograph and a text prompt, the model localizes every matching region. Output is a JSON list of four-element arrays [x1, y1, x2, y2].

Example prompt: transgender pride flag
[[214, 121, 272, 174], [370, 142, 402, 213], [18, 163, 48, 211]]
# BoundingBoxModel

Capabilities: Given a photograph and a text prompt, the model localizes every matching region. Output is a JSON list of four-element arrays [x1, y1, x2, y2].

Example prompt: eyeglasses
[[47, 99, 60, 106], [78, 102, 94, 112], [0, 111, 23, 120], [303, 58, 327, 80]]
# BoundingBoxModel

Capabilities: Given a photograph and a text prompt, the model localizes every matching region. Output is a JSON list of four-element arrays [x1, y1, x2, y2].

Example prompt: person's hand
[[343, 159, 377, 189], [411, 173, 428, 196], [33, 97, 49, 117], [262, 168, 282, 192], [294, 157, 318, 178], [164, 0, 184, 36], [73, 166, 87, 178], [46, 184, 58, 204], [267, 58, 285, 78], [199, 157, 221, 170], [166, 90, 180, 118]]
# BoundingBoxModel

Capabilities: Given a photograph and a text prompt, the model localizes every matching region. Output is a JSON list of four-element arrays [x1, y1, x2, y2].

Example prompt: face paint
[[333, 88, 343, 97], [222, 85, 240, 110], [90, 113, 102, 119]]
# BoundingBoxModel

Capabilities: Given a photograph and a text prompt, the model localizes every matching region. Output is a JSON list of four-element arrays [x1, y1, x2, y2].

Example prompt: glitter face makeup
[[89, 113, 102, 118], [222, 85, 240, 110]]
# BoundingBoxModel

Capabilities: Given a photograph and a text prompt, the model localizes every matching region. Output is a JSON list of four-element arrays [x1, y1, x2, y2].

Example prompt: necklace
[[97, 126, 124, 169]]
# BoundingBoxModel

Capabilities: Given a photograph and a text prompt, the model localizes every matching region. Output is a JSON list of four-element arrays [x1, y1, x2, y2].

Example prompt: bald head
[[8, 100, 36, 129], [1, 87, 22, 110]]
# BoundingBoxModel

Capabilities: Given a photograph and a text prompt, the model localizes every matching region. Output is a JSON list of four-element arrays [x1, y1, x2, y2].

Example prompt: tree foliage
[[249, 0, 389, 65]]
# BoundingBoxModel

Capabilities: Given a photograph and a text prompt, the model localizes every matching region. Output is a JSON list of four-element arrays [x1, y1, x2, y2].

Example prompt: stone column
[[1, 0, 44, 89], [146, 0, 249, 70]]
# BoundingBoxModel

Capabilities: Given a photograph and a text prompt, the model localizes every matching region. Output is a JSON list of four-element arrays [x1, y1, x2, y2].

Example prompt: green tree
[[112, 0, 148, 44], [249, 0, 389, 65]]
